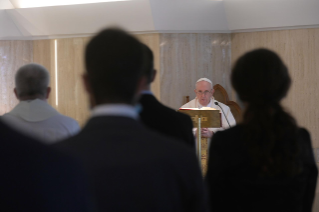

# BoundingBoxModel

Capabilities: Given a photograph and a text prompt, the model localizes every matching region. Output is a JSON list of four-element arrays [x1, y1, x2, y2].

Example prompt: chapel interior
[[0, 0, 319, 211]]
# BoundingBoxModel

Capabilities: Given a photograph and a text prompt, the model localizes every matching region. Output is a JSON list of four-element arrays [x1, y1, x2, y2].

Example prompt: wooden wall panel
[[159, 33, 232, 110], [34, 38, 90, 126], [34, 39, 89, 124], [55, 38, 90, 126], [0, 41, 33, 115], [136, 34, 161, 99]]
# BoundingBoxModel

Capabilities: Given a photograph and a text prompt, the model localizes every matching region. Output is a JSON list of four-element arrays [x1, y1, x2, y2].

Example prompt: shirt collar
[[141, 90, 153, 95], [91, 104, 138, 120]]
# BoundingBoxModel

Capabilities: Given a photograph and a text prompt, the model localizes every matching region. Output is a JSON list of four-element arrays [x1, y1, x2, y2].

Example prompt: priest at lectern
[[180, 78, 236, 138]]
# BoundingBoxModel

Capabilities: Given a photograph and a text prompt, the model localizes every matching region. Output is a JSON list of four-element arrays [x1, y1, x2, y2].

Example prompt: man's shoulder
[[52, 114, 80, 126], [55, 118, 194, 158], [140, 94, 169, 111], [141, 95, 190, 121], [54, 113, 77, 122], [157, 103, 189, 120], [145, 128, 195, 155], [180, 98, 196, 108], [174, 110, 193, 125]]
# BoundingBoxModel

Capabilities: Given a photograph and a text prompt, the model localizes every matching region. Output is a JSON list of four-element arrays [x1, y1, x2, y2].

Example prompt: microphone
[[214, 102, 231, 128]]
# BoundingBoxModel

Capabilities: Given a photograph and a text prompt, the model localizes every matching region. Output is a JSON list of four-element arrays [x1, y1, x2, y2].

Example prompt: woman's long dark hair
[[231, 49, 300, 177]]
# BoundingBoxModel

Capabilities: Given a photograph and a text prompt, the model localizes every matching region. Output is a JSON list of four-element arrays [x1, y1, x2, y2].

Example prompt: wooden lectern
[[177, 109, 221, 175]]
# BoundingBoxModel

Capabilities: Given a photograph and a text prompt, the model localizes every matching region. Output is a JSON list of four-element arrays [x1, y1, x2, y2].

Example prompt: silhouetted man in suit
[[54, 28, 207, 212], [139, 45, 195, 148], [0, 120, 93, 212]]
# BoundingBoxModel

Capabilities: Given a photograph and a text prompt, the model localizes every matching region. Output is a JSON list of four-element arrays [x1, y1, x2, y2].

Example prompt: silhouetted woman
[[206, 49, 318, 212]]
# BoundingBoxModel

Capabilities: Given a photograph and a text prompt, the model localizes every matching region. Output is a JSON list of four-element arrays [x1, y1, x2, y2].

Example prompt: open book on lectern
[[177, 107, 222, 128]]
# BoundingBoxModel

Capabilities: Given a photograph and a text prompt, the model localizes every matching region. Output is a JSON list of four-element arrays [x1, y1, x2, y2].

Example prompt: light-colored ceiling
[[0, 0, 319, 40]]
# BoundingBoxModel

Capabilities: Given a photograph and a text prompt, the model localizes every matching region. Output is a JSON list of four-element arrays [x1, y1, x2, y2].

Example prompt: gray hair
[[15, 63, 50, 98]]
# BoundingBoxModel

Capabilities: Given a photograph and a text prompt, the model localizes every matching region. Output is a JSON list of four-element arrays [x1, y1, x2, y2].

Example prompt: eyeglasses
[[196, 90, 211, 95]]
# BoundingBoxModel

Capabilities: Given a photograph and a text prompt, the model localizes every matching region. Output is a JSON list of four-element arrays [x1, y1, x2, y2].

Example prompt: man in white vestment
[[1, 63, 80, 144], [180, 78, 236, 139]]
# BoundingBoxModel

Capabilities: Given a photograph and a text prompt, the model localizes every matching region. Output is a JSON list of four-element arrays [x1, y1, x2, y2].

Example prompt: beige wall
[[232, 28, 319, 212]]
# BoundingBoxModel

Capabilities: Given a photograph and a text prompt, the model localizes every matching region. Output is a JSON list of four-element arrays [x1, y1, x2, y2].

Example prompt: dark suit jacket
[[139, 94, 195, 148], [206, 125, 318, 212], [54, 116, 207, 212], [0, 120, 93, 212]]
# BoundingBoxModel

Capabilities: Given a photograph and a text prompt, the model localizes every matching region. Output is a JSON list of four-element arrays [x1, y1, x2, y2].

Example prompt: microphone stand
[[214, 102, 231, 128]]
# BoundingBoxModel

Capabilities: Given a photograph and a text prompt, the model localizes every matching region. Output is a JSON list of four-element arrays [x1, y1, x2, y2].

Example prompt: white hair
[[15, 63, 50, 98], [195, 78, 213, 89]]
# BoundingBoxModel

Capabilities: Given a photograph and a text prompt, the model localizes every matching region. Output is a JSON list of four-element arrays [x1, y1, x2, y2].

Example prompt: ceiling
[[0, 0, 319, 40]]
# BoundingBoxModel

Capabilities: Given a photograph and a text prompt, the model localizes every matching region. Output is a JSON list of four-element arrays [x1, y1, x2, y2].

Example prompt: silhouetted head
[[231, 49, 299, 177], [84, 28, 146, 105], [231, 49, 291, 106]]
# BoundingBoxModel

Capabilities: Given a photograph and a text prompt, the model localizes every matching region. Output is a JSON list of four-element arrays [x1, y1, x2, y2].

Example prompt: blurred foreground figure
[[2, 63, 80, 144], [54, 28, 208, 212], [206, 49, 318, 212], [139, 44, 195, 148], [0, 120, 93, 212]]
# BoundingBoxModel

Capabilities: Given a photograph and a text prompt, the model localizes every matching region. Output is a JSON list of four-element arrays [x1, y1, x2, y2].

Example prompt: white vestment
[[180, 98, 236, 134], [1, 99, 80, 144]]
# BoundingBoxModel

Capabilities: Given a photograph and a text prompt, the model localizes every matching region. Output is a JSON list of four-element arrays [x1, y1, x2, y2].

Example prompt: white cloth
[[91, 104, 138, 120], [180, 98, 236, 133], [1, 99, 80, 144]]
